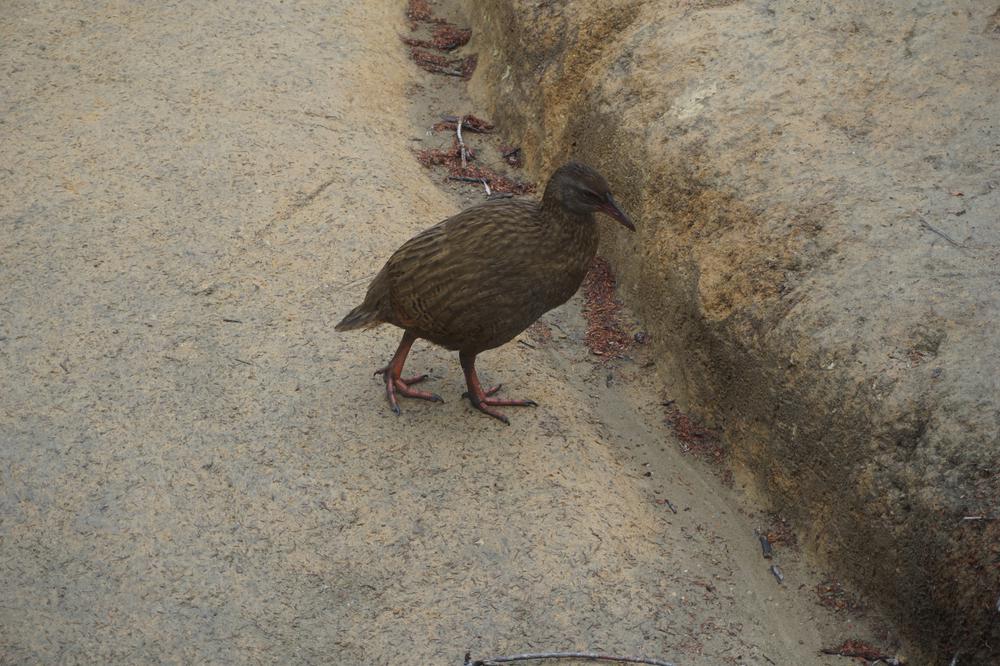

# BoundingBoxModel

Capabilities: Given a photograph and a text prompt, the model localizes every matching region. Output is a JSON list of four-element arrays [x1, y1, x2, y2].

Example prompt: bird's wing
[[384, 198, 547, 339]]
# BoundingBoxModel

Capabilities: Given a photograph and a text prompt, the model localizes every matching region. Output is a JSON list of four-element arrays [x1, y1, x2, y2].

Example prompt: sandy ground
[[1, 1, 884, 664]]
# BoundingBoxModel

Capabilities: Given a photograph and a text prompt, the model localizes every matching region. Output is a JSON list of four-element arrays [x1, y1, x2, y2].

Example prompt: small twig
[[917, 215, 965, 249], [457, 115, 467, 168], [233, 357, 253, 366], [327, 271, 377, 294], [820, 642, 902, 665], [465, 651, 675, 666], [656, 498, 677, 513], [222, 318, 243, 323]]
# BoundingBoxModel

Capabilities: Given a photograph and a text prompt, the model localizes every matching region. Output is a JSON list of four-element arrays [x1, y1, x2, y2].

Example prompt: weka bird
[[336, 161, 635, 424]]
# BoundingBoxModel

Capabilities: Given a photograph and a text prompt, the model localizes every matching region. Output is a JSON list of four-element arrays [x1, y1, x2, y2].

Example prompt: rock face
[[464, 0, 1000, 660]]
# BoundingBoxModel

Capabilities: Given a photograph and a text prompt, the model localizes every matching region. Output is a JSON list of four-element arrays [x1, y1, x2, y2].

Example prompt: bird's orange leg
[[459, 352, 537, 425], [374, 331, 443, 415]]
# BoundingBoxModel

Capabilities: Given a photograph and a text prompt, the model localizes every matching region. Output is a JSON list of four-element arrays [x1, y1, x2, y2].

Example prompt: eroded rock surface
[[465, 1, 1000, 660]]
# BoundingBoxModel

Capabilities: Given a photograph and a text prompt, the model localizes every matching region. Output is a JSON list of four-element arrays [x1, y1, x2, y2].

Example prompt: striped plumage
[[336, 162, 635, 423]]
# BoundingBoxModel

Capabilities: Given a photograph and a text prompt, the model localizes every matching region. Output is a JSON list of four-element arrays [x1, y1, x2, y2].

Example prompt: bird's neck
[[549, 205, 597, 243], [538, 200, 599, 271]]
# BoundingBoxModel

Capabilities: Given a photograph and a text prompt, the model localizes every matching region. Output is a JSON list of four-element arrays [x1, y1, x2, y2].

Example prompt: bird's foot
[[375, 368, 443, 415], [462, 384, 538, 425], [374, 368, 429, 385]]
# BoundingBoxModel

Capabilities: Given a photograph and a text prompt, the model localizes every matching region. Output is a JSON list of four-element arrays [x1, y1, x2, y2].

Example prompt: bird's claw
[[461, 385, 537, 424], [379, 368, 442, 416]]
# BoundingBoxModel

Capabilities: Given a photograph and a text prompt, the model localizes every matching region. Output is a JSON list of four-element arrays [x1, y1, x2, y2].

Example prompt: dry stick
[[917, 215, 965, 249], [330, 271, 376, 292], [466, 652, 676, 666], [457, 114, 467, 168], [481, 178, 492, 196]]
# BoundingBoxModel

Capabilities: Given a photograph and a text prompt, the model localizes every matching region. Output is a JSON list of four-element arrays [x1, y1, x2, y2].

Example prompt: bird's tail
[[334, 304, 382, 332]]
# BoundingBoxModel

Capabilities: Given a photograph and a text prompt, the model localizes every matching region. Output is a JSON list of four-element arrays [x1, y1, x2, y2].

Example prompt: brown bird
[[336, 161, 635, 423]]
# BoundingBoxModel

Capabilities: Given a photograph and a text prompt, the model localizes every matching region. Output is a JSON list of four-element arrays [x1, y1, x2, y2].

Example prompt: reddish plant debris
[[582, 257, 632, 360], [401, 35, 437, 49], [764, 515, 798, 549], [416, 139, 467, 171], [721, 468, 734, 487], [500, 145, 523, 168], [415, 138, 473, 169], [406, 0, 433, 22], [409, 48, 478, 79], [430, 24, 471, 50], [433, 114, 495, 133], [664, 405, 726, 464], [457, 53, 477, 79], [815, 579, 862, 613], [401, 25, 471, 51], [402, 4, 476, 75], [820, 640, 899, 663], [526, 321, 553, 345], [456, 164, 534, 194], [415, 139, 535, 194]]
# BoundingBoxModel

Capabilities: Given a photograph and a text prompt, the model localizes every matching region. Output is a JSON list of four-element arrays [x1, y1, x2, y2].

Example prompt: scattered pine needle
[[415, 138, 475, 169], [456, 164, 534, 194], [409, 48, 477, 79], [414, 139, 534, 194], [433, 114, 495, 133], [764, 515, 798, 549], [820, 640, 902, 664], [432, 24, 471, 50], [402, 25, 471, 51], [815, 580, 862, 613], [582, 257, 632, 360], [406, 0, 433, 22], [663, 405, 726, 464]]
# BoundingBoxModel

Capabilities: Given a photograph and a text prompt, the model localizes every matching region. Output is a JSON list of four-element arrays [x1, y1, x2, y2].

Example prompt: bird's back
[[371, 197, 597, 352]]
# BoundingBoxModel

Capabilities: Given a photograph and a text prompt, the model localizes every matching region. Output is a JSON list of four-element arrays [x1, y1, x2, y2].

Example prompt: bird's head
[[544, 161, 635, 231]]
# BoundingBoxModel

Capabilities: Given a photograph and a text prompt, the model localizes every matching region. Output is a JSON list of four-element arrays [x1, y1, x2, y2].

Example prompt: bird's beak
[[600, 193, 635, 231]]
